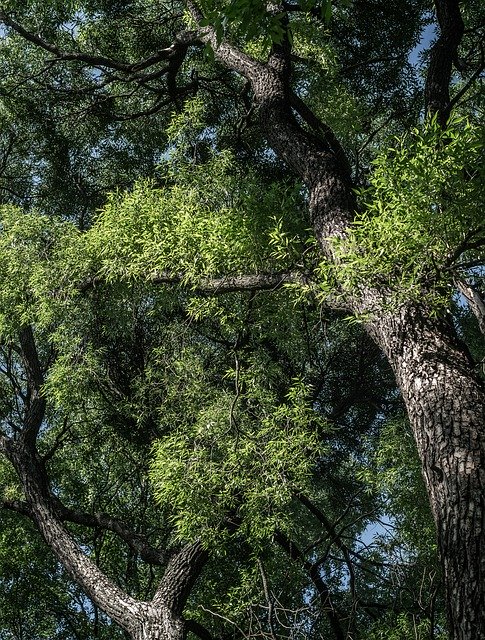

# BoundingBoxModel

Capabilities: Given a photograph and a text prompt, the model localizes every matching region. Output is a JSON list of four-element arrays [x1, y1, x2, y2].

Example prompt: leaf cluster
[[322, 115, 484, 310]]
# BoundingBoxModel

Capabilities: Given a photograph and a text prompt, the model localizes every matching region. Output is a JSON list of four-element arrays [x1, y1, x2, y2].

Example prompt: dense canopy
[[0, 1, 483, 640]]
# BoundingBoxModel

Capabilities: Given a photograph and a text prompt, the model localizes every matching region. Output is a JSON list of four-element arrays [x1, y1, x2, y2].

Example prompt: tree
[[0, 1, 483, 639]]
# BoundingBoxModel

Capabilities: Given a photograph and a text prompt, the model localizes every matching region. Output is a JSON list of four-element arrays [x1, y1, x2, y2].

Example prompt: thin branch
[[273, 530, 345, 640], [447, 46, 485, 112], [80, 270, 309, 295], [257, 558, 278, 640], [56, 504, 169, 566]]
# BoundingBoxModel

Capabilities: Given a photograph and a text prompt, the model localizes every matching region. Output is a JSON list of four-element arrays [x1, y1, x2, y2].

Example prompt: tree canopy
[[0, 1, 483, 639]]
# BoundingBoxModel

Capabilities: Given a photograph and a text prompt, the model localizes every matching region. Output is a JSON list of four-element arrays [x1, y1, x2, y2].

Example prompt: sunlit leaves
[[150, 378, 324, 546], [0, 206, 79, 337], [322, 115, 484, 310], [86, 152, 306, 285]]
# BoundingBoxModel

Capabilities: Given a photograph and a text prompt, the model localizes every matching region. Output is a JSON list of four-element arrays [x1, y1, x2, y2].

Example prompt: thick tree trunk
[[129, 605, 186, 640], [236, 46, 485, 637], [370, 309, 485, 640]]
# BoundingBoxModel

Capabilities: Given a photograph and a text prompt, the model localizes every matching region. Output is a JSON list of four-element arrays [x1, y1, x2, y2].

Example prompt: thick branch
[[2, 438, 142, 635], [185, 619, 214, 640], [289, 91, 352, 178], [186, 0, 264, 79], [188, 0, 356, 245], [152, 541, 209, 614], [18, 325, 46, 446], [80, 270, 309, 295], [425, 0, 465, 123]]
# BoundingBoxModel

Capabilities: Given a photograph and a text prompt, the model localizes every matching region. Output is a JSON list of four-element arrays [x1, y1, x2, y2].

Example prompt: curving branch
[[1, 437, 208, 637], [1, 494, 170, 565], [0, 9, 198, 76], [2, 437, 142, 635]]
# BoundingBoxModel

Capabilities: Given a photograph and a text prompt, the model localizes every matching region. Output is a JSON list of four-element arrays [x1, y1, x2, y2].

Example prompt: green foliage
[[86, 153, 306, 285], [150, 378, 324, 546], [1, 1, 482, 636], [0, 206, 78, 337], [358, 415, 437, 556], [321, 115, 484, 310], [198, 0, 332, 48], [365, 612, 447, 640]]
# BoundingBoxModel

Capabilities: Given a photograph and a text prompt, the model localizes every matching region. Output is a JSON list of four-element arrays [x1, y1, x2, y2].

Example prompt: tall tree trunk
[[199, 17, 485, 635], [370, 309, 485, 639]]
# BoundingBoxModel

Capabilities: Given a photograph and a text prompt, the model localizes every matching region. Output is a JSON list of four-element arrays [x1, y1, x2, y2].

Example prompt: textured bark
[[0, 317, 213, 640], [2, 439, 141, 635], [153, 542, 209, 615], [369, 310, 485, 640], [1, 437, 201, 640], [130, 604, 186, 640], [0, 1, 480, 637]]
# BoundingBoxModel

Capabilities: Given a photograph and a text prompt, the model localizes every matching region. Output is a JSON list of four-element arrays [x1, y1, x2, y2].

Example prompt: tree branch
[[17, 325, 46, 446], [80, 270, 309, 295], [55, 504, 169, 566], [2, 438, 142, 635], [0, 9, 198, 76], [185, 619, 215, 640], [273, 530, 345, 640], [152, 541, 209, 614], [425, 0, 465, 123]]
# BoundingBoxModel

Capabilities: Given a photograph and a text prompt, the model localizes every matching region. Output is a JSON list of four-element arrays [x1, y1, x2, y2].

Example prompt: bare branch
[[3, 438, 142, 634], [273, 530, 345, 640], [447, 45, 485, 112], [80, 270, 309, 295], [1, 449, 168, 566], [257, 558, 278, 640]]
